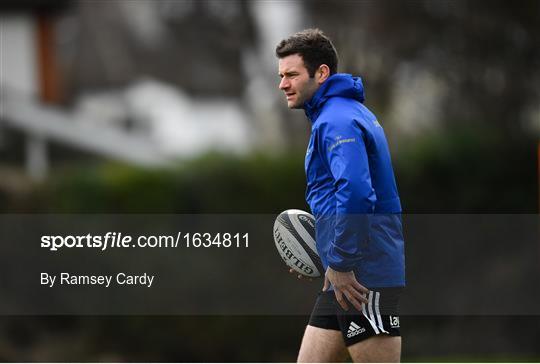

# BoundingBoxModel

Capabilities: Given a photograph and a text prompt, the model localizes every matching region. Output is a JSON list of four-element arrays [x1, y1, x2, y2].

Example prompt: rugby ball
[[273, 209, 323, 278]]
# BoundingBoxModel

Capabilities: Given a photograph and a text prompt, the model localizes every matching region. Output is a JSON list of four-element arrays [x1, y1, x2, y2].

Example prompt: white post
[[25, 134, 48, 181]]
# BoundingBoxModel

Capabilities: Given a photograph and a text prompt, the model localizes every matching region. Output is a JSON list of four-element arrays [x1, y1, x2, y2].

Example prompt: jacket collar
[[304, 73, 365, 123]]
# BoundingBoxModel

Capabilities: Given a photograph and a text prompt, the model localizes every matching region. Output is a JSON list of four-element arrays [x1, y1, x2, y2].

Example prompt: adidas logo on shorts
[[346, 321, 366, 338]]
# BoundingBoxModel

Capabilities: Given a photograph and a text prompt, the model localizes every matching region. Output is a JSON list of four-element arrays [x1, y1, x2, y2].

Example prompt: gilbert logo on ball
[[273, 209, 323, 278]]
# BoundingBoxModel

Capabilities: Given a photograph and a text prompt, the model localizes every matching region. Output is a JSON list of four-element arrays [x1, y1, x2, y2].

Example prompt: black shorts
[[308, 287, 403, 346]]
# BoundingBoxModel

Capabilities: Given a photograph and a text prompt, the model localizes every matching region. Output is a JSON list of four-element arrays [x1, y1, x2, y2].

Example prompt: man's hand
[[288, 268, 313, 281], [323, 267, 369, 311]]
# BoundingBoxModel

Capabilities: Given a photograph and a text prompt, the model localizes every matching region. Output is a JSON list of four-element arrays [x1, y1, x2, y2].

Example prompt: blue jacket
[[304, 73, 405, 288]]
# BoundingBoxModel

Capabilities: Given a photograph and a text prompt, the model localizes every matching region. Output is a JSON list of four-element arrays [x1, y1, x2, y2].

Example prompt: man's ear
[[316, 64, 331, 84]]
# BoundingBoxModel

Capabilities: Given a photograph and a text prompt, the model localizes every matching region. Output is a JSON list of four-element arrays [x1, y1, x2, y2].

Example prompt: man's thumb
[[322, 276, 330, 291]]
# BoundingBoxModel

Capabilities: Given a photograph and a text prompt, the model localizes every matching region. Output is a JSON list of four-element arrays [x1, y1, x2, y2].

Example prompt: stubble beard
[[289, 93, 306, 109]]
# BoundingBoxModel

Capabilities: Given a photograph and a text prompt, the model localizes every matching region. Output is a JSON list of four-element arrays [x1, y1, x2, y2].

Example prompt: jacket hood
[[304, 73, 365, 122]]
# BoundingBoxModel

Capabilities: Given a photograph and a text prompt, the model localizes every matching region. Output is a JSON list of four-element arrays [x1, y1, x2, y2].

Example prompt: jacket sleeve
[[317, 119, 375, 272]]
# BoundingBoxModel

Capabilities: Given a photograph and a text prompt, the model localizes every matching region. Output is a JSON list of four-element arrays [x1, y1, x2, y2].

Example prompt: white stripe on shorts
[[362, 291, 380, 334], [374, 291, 389, 334]]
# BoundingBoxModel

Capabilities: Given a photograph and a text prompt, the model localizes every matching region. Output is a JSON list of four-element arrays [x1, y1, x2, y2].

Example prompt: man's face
[[278, 54, 319, 109]]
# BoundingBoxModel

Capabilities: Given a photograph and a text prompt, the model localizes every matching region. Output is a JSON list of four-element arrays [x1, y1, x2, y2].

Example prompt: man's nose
[[279, 78, 289, 90]]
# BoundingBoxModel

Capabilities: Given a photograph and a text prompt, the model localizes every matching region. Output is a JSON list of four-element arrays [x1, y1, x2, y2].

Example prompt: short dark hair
[[275, 28, 338, 77]]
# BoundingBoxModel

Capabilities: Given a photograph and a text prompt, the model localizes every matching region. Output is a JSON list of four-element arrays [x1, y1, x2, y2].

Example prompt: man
[[276, 29, 405, 362]]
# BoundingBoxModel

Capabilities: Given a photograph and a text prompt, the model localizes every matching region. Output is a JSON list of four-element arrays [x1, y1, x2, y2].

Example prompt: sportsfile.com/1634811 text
[[40, 232, 249, 252]]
